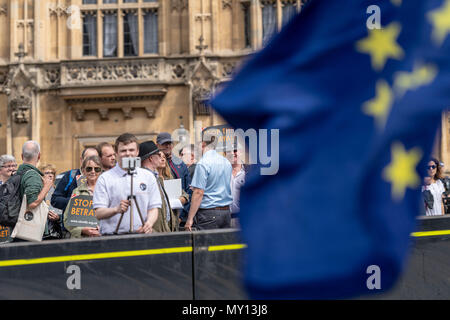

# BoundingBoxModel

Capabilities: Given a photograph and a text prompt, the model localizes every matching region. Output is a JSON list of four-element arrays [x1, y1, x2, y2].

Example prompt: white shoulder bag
[[11, 194, 49, 242]]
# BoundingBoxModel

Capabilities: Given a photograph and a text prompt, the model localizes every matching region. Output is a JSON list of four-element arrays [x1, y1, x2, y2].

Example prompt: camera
[[122, 157, 141, 171]]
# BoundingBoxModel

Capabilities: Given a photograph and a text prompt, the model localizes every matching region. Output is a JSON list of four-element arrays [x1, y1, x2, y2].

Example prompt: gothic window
[[143, 9, 158, 54], [282, 0, 297, 26], [123, 11, 139, 56], [259, 0, 306, 46], [242, 2, 251, 48], [83, 12, 97, 56], [261, 1, 277, 44], [103, 11, 118, 57], [81, 0, 160, 58]]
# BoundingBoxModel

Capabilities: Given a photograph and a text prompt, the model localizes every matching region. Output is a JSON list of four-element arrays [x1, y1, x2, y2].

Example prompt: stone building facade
[[0, 0, 447, 173]]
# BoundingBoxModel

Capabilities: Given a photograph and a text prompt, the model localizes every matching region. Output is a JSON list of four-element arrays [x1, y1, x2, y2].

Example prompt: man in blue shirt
[[184, 131, 232, 231]]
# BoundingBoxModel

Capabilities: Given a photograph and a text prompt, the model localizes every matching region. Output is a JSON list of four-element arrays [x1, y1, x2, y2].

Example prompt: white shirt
[[422, 180, 445, 216], [93, 164, 162, 234], [230, 167, 246, 214]]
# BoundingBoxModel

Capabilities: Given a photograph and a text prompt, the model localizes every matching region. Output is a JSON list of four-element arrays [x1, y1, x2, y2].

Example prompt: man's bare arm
[[95, 200, 130, 220], [184, 188, 204, 231]]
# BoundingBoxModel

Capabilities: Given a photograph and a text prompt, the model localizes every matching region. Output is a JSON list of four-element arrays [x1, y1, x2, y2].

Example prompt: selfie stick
[[114, 158, 145, 234]]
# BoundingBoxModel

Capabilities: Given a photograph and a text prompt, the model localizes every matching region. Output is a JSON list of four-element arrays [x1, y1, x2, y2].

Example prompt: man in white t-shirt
[[93, 133, 161, 235]]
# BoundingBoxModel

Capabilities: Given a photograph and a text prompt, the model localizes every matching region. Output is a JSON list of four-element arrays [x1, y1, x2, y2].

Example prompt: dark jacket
[[51, 169, 81, 211], [168, 155, 191, 194]]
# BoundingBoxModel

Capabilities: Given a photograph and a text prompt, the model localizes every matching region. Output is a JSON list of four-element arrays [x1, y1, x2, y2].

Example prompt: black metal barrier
[[0, 216, 450, 300], [362, 215, 450, 299], [0, 229, 247, 300], [0, 232, 194, 299]]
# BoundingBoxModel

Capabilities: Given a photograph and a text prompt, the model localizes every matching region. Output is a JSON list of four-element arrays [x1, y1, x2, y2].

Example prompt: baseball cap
[[157, 132, 173, 145]]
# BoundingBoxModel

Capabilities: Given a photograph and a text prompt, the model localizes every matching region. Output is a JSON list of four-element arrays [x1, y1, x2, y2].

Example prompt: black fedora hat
[[139, 141, 159, 161]]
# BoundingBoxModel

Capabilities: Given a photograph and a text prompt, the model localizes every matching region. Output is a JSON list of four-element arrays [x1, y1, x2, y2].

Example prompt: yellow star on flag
[[356, 22, 404, 71], [428, 0, 450, 45], [383, 142, 422, 201], [363, 79, 393, 130]]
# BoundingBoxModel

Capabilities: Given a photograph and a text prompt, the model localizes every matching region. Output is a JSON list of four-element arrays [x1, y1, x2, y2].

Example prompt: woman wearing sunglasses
[[63, 155, 102, 238], [422, 158, 445, 216]]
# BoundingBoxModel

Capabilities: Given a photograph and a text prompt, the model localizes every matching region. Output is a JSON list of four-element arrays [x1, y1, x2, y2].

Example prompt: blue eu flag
[[211, 0, 450, 299]]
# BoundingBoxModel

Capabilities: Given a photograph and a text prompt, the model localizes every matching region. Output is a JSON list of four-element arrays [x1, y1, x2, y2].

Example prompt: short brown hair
[[114, 133, 139, 152], [96, 142, 114, 157]]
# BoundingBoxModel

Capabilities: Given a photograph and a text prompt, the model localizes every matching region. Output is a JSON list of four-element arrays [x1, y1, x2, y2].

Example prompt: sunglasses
[[427, 165, 437, 170], [44, 171, 55, 175], [85, 166, 102, 173]]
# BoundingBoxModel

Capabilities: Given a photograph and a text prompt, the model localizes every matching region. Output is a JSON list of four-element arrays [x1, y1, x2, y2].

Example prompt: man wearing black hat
[[157, 132, 192, 223], [139, 141, 179, 232]]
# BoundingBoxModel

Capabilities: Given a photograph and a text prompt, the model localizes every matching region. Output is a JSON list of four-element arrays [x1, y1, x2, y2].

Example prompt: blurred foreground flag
[[211, 0, 450, 299]]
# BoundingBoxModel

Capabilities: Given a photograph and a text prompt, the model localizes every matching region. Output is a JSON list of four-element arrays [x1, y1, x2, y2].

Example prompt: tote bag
[[11, 195, 48, 242]]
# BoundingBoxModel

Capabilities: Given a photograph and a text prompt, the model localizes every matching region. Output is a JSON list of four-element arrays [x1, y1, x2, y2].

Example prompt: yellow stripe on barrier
[[0, 246, 193, 267], [411, 230, 450, 237], [4, 232, 449, 268], [208, 244, 247, 251]]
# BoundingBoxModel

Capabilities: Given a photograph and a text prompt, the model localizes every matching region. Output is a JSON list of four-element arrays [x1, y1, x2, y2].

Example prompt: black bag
[[0, 173, 25, 228], [43, 220, 64, 240]]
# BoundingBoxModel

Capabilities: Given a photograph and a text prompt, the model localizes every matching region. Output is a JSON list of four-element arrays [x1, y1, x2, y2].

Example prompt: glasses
[[1, 164, 17, 169], [85, 166, 102, 173], [44, 171, 55, 175], [427, 165, 437, 170]]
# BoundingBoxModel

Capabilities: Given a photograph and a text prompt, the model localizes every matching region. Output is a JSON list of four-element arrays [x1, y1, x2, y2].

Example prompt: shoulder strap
[[64, 170, 77, 192]]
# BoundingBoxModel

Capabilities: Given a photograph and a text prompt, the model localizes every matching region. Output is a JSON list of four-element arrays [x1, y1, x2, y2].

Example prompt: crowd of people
[[3, 131, 447, 243], [0, 130, 247, 242]]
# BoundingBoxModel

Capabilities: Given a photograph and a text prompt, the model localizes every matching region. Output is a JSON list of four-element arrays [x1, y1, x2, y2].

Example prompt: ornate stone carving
[[74, 109, 85, 121], [222, 61, 237, 78], [3, 51, 37, 124], [145, 106, 157, 118], [192, 87, 211, 116], [122, 107, 133, 119], [9, 86, 32, 123], [171, 64, 186, 80], [64, 62, 158, 84], [0, 5, 7, 16], [0, 69, 8, 86], [98, 108, 109, 120], [44, 68, 61, 87], [190, 58, 218, 116], [222, 0, 232, 9], [49, 4, 69, 17], [171, 0, 188, 12], [65, 91, 166, 121]]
